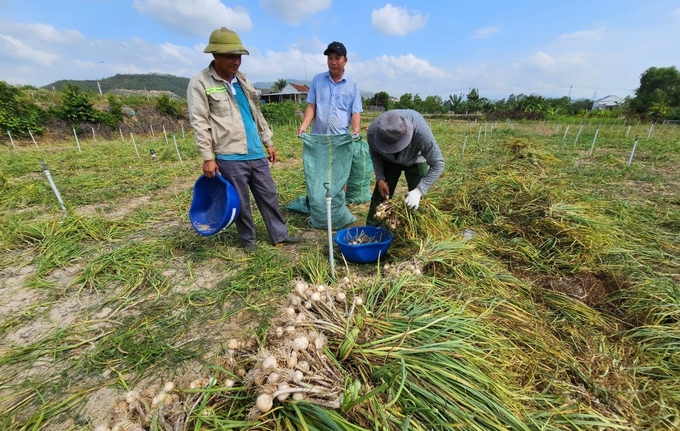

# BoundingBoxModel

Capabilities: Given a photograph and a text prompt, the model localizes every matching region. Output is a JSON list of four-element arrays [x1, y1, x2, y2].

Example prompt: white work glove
[[404, 188, 422, 211]]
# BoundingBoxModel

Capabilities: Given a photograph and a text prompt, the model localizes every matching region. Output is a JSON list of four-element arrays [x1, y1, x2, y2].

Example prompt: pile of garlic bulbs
[[241, 278, 363, 417]]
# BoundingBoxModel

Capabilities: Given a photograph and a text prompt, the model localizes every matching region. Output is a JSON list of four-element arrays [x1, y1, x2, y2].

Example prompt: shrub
[[156, 94, 184, 118], [0, 81, 48, 136], [260, 101, 298, 125]]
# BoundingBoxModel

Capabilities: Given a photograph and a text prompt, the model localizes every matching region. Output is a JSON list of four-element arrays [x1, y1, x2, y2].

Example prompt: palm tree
[[271, 79, 288, 93]]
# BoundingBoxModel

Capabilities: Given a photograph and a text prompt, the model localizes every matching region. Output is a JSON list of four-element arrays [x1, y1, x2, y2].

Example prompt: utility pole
[[591, 90, 597, 111]]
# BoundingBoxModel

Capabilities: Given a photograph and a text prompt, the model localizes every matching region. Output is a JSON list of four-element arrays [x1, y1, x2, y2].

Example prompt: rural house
[[592, 95, 623, 110], [261, 83, 309, 104]]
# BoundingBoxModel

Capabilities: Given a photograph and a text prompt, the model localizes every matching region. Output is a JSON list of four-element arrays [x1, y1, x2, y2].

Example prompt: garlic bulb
[[267, 372, 280, 384], [296, 360, 310, 373], [256, 393, 274, 412], [314, 334, 327, 350], [261, 355, 277, 370], [310, 292, 321, 302], [292, 392, 305, 401], [293, 336, 309, 351], [228, 339, 239, 350], [354, 296, 363, 306], [293, 370, 304, 383], [287, 351, 298, 368], [277, 383, 291, 401], [294, 280, 307, 295], [162, 382, 174, 393]]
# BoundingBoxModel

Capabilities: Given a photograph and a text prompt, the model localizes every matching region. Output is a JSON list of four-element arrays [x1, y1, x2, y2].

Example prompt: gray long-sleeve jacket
[[367, 109, 445, 194]]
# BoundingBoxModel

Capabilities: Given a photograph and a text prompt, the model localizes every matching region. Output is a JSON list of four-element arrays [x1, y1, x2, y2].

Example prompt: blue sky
[[1, 0, 679, 101]]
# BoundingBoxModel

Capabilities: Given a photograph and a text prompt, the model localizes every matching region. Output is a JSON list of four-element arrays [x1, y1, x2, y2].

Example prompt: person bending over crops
[[365, 109, 445, 225], [187, 27, 301, 254], [296, 41, 363, 137]]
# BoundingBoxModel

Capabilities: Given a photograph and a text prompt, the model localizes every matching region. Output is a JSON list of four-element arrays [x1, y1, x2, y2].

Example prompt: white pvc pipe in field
[[324, 183, 335, 279], [163, 125, 169, 145], [41, 162, 66, 212], [130, 133, 140, 157], [588, 125, 600, 157], [72, 128, 81, 153], [628, 136, 639, 166], [28, 129, 39, 149], [119, 127, 125, 142], [7, 130, 15, 150], [573, 124, 584, 146], [173, 135, 183, 164]]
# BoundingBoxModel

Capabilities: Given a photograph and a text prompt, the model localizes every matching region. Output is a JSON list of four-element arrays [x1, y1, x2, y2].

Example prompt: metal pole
[[562, 124, 570, 140], [119, 127, 125, 142], [462, 132, 468, 155], [41, 162, 66, 212]]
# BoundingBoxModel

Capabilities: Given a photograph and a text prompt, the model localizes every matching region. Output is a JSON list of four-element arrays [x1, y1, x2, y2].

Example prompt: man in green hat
[[187, 27, 301, 254]]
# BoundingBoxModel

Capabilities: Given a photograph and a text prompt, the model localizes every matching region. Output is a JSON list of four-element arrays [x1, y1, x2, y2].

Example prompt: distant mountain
[[43, 73, 190, 99]]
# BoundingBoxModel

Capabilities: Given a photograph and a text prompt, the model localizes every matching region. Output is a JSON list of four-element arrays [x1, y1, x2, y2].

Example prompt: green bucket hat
[[204, 27, 249, 55]]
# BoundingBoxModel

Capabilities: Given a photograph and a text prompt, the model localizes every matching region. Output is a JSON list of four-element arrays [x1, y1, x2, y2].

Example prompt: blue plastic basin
[[189, 174, 240, 236], [334, 226, 393, 264]]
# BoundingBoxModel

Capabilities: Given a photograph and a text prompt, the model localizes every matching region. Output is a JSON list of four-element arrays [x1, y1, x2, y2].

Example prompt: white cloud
[[133, 0, 252, 36], [558, 27, 608, 42], [470, 26, 500, 40], [0, 34, 60, 66], [673, 7, 680, 16], [260, 0, 331, 26], [371, 3, 428, 36]]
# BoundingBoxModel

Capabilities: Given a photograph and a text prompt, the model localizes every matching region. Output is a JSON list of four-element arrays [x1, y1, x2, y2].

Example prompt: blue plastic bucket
[[189, 174, 240, 236], [334, 226, 393, 263]]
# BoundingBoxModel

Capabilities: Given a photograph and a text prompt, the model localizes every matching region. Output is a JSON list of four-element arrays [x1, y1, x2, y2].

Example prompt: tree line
[[365, 66, 680, 121]]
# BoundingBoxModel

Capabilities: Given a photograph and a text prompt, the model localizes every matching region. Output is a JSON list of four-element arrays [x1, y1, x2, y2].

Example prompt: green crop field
[[1, 117, 679, 430]]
